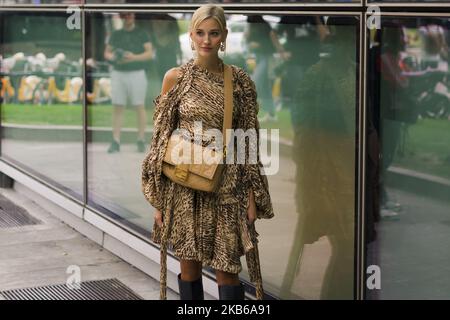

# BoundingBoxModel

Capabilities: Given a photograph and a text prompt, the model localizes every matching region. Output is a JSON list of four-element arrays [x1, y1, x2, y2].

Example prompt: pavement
[[0, 186, 179, 300], [366, 186, 450, 300]]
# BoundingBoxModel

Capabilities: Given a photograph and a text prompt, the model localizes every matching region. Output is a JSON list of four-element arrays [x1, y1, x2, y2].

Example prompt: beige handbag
[[161, 64, 233, 193]]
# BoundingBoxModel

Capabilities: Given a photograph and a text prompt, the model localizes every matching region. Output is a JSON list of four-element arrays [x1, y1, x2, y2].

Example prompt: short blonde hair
[[190, 4, 227, 34]]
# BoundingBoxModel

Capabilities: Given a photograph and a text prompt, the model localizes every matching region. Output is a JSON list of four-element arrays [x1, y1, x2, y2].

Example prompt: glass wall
[[366, 16, 450, 299], [0, 11, 83, 199]]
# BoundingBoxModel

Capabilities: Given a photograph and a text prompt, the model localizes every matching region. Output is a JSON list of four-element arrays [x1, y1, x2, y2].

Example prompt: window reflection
[[366, 17, 450, 299], [279, 16, 357, 300], [0, 11, 83, 198], [86, 12, 181, 232]]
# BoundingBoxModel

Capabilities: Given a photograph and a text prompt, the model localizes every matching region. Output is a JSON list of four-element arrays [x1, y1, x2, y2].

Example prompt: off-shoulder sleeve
[[141, 77, 181, 212], [236, 67, 274, 220]]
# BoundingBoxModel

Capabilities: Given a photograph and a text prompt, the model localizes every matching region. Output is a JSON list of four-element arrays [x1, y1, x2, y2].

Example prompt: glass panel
[[366, 17, 450, 299], [86, 11, 358, 299], [0, 11, 83, 198]]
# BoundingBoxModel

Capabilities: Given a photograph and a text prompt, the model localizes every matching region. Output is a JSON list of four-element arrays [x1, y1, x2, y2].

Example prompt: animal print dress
[[142, 59, 274, 299]]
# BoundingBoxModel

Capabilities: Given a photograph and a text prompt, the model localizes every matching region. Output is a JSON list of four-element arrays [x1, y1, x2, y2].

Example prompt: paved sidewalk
[[0, 187, 178, 300]]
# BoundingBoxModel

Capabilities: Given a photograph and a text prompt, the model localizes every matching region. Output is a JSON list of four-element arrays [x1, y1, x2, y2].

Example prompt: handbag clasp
[[175, 165, 188, 181]]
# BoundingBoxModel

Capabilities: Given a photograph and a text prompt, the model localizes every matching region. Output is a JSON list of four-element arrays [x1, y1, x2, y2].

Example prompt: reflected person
[[418, 18, 449, 69], [281, 17, 357, 300], [378, 22, 429, 215], [104, 12, 153, 153], [245, 15, 285, 122], [149, 13, 182, 85], [276, 15, 326, 128]]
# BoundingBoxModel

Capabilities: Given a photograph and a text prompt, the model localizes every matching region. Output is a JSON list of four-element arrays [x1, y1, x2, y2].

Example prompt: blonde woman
[[142, 4, 274, 300]]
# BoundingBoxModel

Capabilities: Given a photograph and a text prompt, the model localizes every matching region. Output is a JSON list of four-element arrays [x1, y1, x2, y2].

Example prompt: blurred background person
[[418, 17, 449, 69], [245, 15, 285, 122], [104, 12, 152, 153], [281, 16, 357, 299], [148, 13, 182, 85], [276, 15, 327, 129]]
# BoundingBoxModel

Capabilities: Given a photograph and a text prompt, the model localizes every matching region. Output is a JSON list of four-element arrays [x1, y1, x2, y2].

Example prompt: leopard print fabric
[[141, 59, 274, 300]]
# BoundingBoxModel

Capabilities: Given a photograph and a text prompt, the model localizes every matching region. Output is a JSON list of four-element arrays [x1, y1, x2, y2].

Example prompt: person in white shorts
[[104, 12, 153, 153]]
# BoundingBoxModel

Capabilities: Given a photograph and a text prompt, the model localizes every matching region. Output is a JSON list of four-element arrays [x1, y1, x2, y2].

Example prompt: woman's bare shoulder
[[161, 67, 182, 96]]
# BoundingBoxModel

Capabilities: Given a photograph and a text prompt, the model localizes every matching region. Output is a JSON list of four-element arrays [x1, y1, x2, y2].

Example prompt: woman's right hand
[[154, 209, 163, 228]]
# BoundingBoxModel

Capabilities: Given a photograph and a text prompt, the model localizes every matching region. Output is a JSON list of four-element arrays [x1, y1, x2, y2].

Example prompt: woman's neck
[[194, 56, 223, 74]]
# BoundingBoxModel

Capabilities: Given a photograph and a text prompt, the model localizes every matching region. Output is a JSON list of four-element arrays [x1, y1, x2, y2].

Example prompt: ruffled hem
[[171, 252, 244, 275], [208, 259, 242, 275]]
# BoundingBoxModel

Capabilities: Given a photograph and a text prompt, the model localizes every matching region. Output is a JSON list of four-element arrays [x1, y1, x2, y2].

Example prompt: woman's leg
[[178, 259, 204, 300], [180, 259, 202, 281], [216, 270, 244, 300], [215, 270, 240, 286]]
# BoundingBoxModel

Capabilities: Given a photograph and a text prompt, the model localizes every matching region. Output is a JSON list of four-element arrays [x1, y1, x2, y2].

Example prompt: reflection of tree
[[280, 23, 356, 300]]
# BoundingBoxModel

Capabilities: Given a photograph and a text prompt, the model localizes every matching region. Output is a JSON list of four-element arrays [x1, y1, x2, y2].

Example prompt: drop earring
[[190, 41, 195, 51], [220, 42, 226, 52]]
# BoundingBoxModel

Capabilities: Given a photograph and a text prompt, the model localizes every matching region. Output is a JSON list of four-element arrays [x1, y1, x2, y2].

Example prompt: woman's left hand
[[247, 189, 257, 225]]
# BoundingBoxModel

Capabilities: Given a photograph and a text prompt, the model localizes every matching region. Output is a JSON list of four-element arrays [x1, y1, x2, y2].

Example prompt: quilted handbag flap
[[163, 134, 222, 180]]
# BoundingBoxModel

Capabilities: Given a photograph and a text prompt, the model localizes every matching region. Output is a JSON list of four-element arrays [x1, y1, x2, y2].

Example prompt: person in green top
[[104, 12, 153, 153]]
